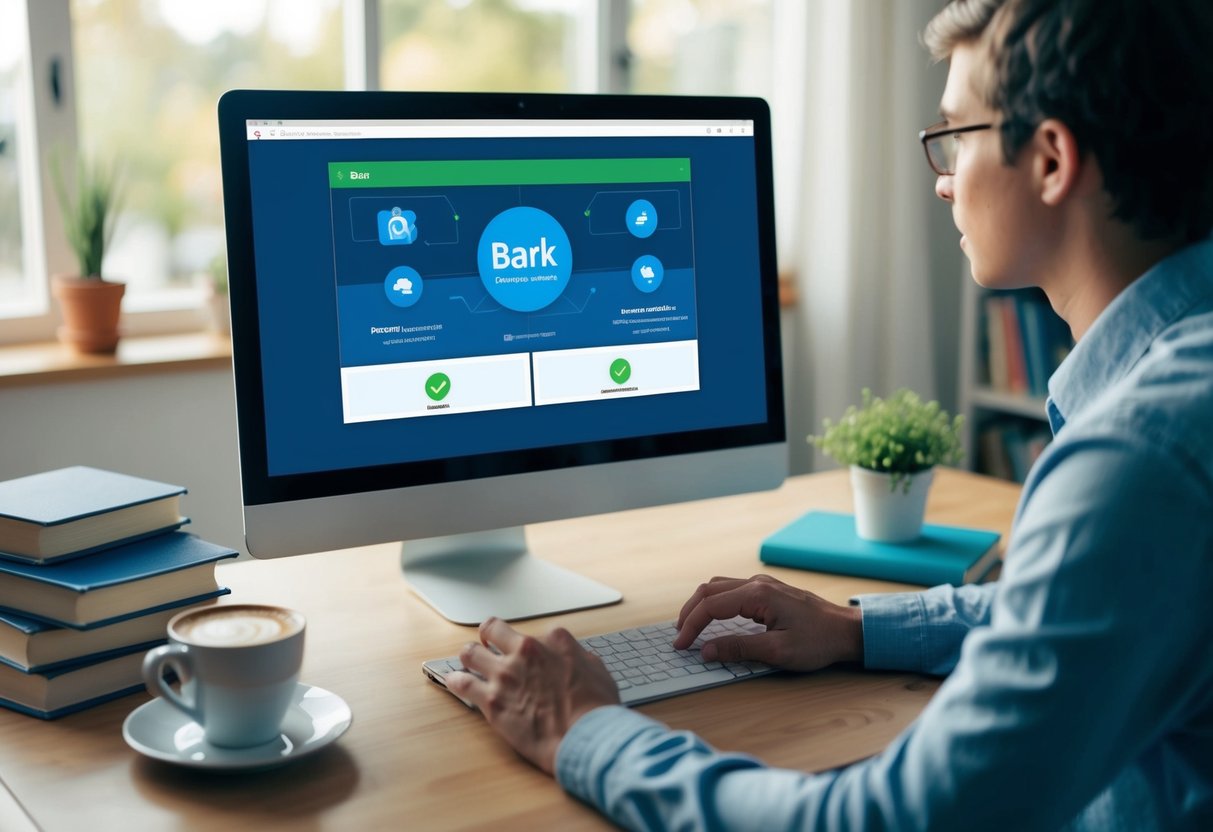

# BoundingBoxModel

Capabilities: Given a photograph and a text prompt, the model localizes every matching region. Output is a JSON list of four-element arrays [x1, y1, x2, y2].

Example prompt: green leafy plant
[[809, 388, 964, 492], [50, 152, 122, 279], [208, 251, 228, 295]]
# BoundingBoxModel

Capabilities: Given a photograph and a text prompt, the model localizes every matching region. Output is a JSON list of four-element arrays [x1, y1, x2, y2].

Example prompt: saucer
[[122, 682, 352, 771]]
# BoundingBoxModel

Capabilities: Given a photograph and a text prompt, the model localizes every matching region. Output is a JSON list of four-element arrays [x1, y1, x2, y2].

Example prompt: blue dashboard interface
[[245, 125, 769, 476]]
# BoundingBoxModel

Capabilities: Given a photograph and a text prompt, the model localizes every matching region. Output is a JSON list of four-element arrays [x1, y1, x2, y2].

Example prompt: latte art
[[175, 608, 302, 647]]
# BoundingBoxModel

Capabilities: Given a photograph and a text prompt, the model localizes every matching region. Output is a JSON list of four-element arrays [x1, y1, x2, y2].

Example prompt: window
[[71, 0, 344, 313], [0, 0, 32, 317], [378, 0, 581, 93], [628, 0, 772, 98], [2, 0, 781, 345]]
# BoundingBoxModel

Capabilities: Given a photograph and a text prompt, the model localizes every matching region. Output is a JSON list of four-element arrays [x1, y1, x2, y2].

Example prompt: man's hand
[[446, 617, 621, 775], [674, 574, 864, 671]]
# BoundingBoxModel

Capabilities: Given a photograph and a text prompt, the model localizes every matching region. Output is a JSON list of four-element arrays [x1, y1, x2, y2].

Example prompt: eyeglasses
[[918, 121, 993, 175]]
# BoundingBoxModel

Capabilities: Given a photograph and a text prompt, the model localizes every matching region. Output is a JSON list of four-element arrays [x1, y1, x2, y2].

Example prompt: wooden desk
[[0, 469, 1020, 831]]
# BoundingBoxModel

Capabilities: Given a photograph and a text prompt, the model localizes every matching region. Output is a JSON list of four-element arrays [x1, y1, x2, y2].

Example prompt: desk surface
[[0, 468, 1020, 831]]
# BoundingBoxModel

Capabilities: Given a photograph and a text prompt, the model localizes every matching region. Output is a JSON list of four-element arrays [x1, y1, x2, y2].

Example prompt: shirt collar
[[1046, 237, 1213, 431]]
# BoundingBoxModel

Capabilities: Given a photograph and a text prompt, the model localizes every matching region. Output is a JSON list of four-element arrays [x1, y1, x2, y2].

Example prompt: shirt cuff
[[852, 591, 928, 672], [555, 705, 665, 804]]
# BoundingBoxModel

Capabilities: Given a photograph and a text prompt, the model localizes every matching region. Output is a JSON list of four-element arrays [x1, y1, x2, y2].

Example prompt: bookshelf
[[957, 278, 1073, 483]]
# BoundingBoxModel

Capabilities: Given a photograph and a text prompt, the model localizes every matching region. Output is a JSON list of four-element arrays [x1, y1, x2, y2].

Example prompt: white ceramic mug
[[142, 604, 306, 748]]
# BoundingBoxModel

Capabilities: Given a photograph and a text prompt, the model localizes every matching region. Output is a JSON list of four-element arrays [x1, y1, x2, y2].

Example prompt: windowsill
[[0, 331, 232, 388]]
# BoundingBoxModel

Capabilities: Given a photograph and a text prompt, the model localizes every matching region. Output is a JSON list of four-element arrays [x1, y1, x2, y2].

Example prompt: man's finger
[[675, 577, 748, 629], [701, 630, 782, 665], [673, 584, 756, 649], [479, 616, 524, 654], [445, 669, 488, 710], [459, 641, 501, 677]]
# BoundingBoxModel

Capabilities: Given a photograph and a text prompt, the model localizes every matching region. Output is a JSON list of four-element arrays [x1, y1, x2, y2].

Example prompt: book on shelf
[[1017, 294, 1049, 398], [759, 510, 1002, 586], [978, 425, 1015, 481], [0, 466, 188, 564], [0, 605, 187, 674], [0, 532, 237, 629], [998, 295, 1028, 394], [983, 294, 1010, 392], [977, 418, 1054, 483], [0, 646, 148, 719]]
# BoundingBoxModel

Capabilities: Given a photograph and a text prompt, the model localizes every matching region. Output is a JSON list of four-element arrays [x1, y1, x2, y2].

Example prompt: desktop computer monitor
[[217, 90, 786, 625]]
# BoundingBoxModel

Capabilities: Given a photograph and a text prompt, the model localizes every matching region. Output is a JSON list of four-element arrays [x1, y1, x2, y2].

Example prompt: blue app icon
[[626, 199, 657, 239], [378, 208, 418, 245], [631, 255, 664, 293], [384, 265, 423, 308]]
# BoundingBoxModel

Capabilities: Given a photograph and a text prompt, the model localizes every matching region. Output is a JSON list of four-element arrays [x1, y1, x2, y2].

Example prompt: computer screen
[[218, 91, 785, 624]]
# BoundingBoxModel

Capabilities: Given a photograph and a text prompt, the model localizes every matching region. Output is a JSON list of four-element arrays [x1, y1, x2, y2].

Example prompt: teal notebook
[[760, 511, 1001, 586]]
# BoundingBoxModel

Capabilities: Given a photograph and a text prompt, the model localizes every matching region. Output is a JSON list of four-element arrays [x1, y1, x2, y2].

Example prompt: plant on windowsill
[[205, 251, 230, 335], [50, 152, 124, 354], [810, 388, 964, 542]]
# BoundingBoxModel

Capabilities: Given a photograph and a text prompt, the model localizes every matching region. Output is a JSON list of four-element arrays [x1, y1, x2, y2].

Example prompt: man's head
[[923, 0, 1212, 287]]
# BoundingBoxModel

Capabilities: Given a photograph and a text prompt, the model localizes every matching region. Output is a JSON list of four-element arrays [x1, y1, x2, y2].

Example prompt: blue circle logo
[[631, 255, 664, 293], [384, 265, 423, 308], [477, 207, 573, 313], [626, 199, 658, 239]]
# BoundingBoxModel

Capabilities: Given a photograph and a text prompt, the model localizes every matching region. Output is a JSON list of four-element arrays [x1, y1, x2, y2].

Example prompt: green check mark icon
[[425, 372, 451, 401], [609, 358, 631, 384]]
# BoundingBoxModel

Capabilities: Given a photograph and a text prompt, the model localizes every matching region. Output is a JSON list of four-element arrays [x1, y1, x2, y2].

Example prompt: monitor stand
[[400, 527, 622, 625]]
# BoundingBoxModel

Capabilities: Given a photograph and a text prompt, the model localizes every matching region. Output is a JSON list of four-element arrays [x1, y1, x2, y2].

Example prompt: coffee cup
[[142, 604, 306, 748]]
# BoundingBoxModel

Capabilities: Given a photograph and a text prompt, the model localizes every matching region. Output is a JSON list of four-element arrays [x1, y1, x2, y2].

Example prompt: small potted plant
[[206, 251, 230, 335], [50, 153, 124, 354], [810, 388, 963, 542]]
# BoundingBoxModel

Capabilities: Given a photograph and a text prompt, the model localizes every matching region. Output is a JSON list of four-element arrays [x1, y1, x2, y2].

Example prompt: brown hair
[[924, 0, 1213, 243]]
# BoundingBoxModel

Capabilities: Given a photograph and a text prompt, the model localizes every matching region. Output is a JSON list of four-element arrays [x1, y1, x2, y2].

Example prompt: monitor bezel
[[217, 89, 784, 509]]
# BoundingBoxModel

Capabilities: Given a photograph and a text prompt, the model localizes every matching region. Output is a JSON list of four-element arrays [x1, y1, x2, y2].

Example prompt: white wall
[[0, 368, 249, 555]]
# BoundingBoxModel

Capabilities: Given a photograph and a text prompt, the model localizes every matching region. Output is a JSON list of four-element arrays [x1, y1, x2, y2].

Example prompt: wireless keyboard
[[423, 616, 776, 707]]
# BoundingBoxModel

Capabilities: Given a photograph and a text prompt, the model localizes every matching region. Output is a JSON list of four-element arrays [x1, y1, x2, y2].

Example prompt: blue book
[[0, 606, 181, 673], [0, 466, 188, 564], [0, 646, 149, 719], [1018, 294, 1050, 398], [759, 511, 1002, 586], [0, 532, 236, 629]]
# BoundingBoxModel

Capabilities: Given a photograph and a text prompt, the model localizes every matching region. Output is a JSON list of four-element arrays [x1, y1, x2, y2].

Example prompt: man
[[447, 0, 1213, 827]]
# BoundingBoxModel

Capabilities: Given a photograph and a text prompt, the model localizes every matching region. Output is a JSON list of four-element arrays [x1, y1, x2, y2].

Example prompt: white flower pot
[[850, 465, 935, 543]]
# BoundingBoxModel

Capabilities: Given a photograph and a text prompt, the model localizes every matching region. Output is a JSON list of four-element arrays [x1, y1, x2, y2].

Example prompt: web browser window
[[243, 117, 764, 476]]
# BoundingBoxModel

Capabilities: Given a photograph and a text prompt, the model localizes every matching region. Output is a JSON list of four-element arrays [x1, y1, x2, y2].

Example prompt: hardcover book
[[0, 466, 188, 564], [0, 647, 148, 719], [760, 511, 1002, 586], [0, 532, 237, 629], [0, 606, 185, 673]]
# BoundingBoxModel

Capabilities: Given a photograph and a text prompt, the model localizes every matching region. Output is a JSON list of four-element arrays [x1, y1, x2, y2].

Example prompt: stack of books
[[0, 466, 238, 719]]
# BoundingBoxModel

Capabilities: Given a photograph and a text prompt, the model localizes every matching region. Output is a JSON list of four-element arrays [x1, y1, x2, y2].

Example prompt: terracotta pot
[[51, 275, 126, 354], [207, 290, 230, 335]]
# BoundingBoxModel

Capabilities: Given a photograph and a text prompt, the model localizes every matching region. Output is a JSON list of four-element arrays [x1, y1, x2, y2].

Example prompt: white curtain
[[772, 0, 949, 473]]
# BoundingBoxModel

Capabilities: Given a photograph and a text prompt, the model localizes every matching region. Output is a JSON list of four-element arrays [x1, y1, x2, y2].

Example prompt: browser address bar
[[245, 122, 752, 141]]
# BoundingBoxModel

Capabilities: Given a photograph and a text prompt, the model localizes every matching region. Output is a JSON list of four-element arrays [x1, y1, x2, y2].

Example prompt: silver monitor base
[[401, 527, 622, 626]]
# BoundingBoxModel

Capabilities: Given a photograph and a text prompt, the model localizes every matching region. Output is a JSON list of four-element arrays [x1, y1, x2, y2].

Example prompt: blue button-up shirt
[[555, 239, 1213, 831]]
